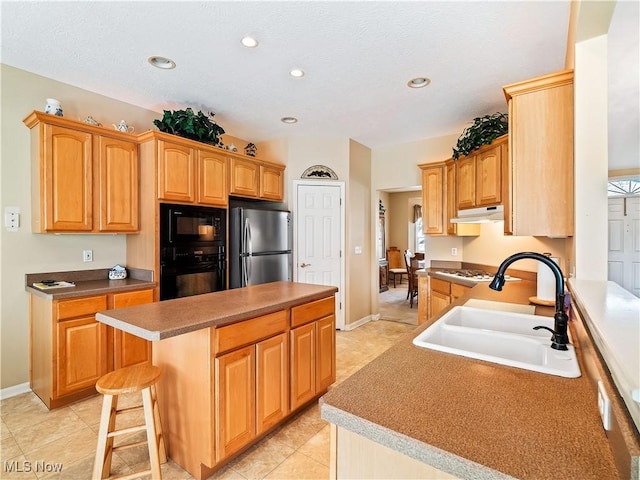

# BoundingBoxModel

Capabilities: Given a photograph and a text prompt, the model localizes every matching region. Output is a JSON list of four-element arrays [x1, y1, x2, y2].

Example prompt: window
[[608, 178, 640, 196], [415, 217, 425, 253]]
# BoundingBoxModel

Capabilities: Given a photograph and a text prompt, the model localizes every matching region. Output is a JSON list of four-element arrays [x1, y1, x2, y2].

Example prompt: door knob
[[300, 262, 311, 268]]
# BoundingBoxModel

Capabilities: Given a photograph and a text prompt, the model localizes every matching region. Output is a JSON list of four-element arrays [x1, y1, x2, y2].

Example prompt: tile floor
[[0, 288, 417, 480]]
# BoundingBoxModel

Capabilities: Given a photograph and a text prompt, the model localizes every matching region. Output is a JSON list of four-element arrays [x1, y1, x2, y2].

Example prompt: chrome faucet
[[489, 252, 569, 351]]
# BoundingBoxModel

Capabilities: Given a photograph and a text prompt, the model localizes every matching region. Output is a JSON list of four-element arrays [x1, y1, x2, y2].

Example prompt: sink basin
[[413, 306, 581, 378]]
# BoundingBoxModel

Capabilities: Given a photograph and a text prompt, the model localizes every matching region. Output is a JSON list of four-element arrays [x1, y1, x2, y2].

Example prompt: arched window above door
[[608, 177, 640, 196]]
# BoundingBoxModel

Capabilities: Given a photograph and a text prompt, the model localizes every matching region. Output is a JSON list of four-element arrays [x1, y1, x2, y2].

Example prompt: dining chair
[[387, 247, 407, 287]]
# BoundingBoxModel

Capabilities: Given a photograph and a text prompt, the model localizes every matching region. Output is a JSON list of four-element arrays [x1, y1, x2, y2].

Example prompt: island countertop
[[321, 281, 621, 479], [96, 281, 337, 340]]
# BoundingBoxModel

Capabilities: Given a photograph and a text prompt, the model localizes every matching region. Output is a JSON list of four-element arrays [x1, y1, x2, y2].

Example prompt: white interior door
[[608, 196, 640, 297], [294, 181, 345, 329]]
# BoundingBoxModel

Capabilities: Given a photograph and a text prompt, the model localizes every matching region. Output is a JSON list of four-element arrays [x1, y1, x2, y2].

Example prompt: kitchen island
[[96, 281, 337, 480], [321, 279, 634, 479]]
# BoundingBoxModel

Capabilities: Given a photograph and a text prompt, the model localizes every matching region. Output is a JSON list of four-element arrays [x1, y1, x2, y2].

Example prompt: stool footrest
[[116, 404, 144, 415], [110, 468, 152, 480], [113, 439, 148, 452], [107, 424, 146, 437]]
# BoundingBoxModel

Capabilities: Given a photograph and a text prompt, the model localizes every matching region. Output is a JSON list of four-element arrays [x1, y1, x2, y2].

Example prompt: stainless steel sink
[[413, 305, 581, 378]]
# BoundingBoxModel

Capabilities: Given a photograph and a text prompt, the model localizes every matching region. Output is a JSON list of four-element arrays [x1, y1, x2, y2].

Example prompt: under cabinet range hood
[[450, 205, 504, 224]]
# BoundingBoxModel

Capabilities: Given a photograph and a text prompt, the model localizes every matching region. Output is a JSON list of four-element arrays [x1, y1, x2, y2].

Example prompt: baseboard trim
[[0, 382, 31, 400], [342, 315, 373, 331]]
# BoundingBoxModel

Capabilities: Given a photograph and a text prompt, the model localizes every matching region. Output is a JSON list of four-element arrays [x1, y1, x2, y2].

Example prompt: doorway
[[293, 180, 346, 329], [608, 195, 640, 297]]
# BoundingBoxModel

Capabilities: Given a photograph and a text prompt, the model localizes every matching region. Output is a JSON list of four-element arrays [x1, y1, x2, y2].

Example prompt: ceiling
[[0, 1, 635, 164]]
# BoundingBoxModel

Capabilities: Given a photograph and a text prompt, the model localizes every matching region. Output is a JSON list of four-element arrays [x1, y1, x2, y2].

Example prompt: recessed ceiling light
[[289, 69, 305, 78], [241, 36, 259, 48], [148, 56, 176, 70], [281, 117, 298, 124], [407, 77, 431, 88]]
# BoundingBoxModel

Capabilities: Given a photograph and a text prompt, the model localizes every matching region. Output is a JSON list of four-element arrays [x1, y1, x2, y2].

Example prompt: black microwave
[[160, 203, 226, 247]]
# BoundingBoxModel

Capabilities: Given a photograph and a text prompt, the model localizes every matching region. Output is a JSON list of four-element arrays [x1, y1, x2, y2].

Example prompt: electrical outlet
[[83, 250, 93, 262], [597, 380, 611, 430], [4, 207, 20, 232], [451, 247, 458, 256]]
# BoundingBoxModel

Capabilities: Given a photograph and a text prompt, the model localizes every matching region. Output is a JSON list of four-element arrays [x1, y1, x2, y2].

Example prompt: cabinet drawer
[[430, 278, 451, 295], [216, 310, 287, 355], [56, 295, 107, 320], [451, 283, 471, 299], [110, 289, 154, 308], [291, 297, 335, 328]]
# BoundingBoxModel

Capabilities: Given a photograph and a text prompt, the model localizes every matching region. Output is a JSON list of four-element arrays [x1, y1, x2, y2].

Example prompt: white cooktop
[[436, 271, 521, 282]]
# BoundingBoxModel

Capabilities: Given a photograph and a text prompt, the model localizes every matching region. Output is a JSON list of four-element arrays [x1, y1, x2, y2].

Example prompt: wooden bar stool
[[93, 364, 167, 479]]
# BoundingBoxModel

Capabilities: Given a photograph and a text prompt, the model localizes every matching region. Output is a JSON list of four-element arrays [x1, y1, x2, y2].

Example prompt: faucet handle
[[533, 325, 569, 351]]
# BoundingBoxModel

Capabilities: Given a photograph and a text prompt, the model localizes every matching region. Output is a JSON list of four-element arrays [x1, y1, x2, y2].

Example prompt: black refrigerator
[[229, 207, 293, 288]]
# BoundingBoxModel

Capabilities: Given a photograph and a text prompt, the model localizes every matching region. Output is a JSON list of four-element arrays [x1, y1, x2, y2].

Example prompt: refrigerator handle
[[243, 256, 250, 287], [244, 218, 252, 256]]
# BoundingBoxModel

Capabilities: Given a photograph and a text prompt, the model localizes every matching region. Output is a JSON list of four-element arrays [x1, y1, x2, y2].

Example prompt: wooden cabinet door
[[451, 283, 471, 300], [198, 149, 228, 206], [215, 345, 256, 461], [96, 136, 139, 232], [230, 158, 259, 197], [446, 161, 457, 235], [456, 156, 476, 210], [290, 322, 316, 411], [110, 289, 154, 369], [256, 333, 288, 434], [56, 316, 107, 397], [429, 290, 451, 320], [475, 146, 502, 206], [157, 140, 195, 202], [43, 124, 93, 232], [316, 315, 336, 393], [259, 165, 284, 201], [422, 165, 444, 235]]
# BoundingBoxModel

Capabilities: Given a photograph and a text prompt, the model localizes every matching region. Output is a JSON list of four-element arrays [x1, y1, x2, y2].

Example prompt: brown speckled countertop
[[25, 268, 155, 300], [96, 281, 337, 340], [321, 281, 619, 479]]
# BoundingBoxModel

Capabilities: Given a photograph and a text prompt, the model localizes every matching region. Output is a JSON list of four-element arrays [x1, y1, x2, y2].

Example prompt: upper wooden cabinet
[[23, 112, 139, 233], [418, 160, 479, 237], [455, 135, 506, 211], [419, 162, 446, 235], [503, 70, 574, 237], [230, 157, 285, 201], [151, 134, 228, 208], [445, 160, 480, 237]]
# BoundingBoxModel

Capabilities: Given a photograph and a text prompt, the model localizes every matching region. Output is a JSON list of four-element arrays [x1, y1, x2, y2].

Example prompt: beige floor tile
[[227, 436, 294, 479], [0, 454, 38, 479], [1, 399, 55, 434], [269, 409, 326, 451], [38, 451, 132, 480], [67, 394, 103, 428], [297, 425, 331, 467], [1, 435, 23, 463], [206, 464, 247, 479], [1, 393, 47, 417], [12, 408, 84, 454], [22, 426, 97, 471], [1, 417, 13, 440], [263, 451, 328, 480]]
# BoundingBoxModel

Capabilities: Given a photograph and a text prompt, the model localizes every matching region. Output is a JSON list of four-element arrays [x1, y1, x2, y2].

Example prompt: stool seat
[[94, 363, 166, 479], [96, 364, 161, 395]]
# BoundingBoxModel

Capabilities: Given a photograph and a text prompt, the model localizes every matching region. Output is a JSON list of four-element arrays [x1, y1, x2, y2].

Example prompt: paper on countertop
[[32, 281, 76, 289]]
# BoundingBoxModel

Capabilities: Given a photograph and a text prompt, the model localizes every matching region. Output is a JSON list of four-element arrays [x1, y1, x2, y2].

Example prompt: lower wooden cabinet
[[215, 345, 256, 461], [153, 294, 335, 479], [429, 278, 452, 320], [215, 332, 289, 462], [290, 297, 336, 412], [110, 289, 154, 369], [29, 288, 154, 409], [56, 314, 108, 397]]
